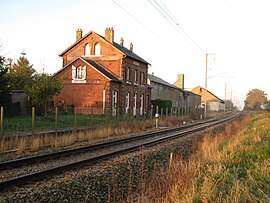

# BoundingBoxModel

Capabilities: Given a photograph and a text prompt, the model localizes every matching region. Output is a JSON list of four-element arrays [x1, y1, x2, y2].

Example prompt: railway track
[[0, 112, 240, 191]]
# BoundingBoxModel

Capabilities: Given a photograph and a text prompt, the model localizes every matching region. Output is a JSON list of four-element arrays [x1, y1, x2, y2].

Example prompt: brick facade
[[54, 28, 151, 116]]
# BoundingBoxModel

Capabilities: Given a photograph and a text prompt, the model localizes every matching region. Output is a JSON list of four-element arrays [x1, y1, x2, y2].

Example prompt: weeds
[[0, 114, 199, 155], [144, 112, 270, 202]]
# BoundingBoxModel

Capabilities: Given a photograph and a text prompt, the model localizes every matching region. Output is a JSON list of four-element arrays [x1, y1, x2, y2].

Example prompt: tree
[[25, 73, 62, 117], [8, 55, 36, 90], [244, 89, 267, 110], [0, 55, 11, 108]]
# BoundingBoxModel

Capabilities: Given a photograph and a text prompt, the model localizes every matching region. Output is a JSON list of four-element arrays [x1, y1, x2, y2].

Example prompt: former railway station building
[[54, 27, 151, 116]]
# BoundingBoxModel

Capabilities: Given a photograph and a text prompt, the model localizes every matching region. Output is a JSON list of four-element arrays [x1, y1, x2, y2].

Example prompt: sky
[[1, 0, 270, 110]]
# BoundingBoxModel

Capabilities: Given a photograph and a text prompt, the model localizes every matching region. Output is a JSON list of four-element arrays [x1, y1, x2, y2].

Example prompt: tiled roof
[[96, 33, 150, 65], [148, 74, 185, 92], [113, 42, 149, 65]]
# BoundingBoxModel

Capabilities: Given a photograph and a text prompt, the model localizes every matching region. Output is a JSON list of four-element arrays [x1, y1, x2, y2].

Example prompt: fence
[[0, 106, 203, 137]]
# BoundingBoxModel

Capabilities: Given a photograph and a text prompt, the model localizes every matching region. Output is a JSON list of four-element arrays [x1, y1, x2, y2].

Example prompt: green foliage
[[244, 89, 267, 110], [7, 56, 36, 90], [25, 73, 62, 117], [192, 114, 270, 202], [151, 99, 172, 113], [0, 55, 12, 109]]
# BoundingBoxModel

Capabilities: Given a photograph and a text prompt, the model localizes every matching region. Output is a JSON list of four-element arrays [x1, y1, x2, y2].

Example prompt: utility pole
[[204, 54, 208, 119], [230, 91, 232, 111], [224, 82, 227, 113]]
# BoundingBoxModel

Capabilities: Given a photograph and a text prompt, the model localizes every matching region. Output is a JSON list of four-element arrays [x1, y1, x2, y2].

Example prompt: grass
[[145, 112, 270, 202], [0, 114, 199, 155], [1, 110, 222, 136], [1, 113, 138, 136]]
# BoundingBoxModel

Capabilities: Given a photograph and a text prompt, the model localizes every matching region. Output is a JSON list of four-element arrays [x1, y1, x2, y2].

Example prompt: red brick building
[[54, 28, 151, 116]]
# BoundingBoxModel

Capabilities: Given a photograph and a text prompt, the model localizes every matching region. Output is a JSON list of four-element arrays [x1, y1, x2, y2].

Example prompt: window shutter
[[72, 66, 76, 79], [82, 66, 86, 80]]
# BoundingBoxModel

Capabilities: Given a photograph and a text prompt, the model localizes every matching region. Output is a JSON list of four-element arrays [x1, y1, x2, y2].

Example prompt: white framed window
[[140, 94, 144, 116], [77, 66, 83, 79], [133, 93, 137, 116], [72, 65, 86, 83], [94, 43, 101, 55], [84, 44, 91, 56], [125, 92, 130, 114], [112, 90, 118, 116]]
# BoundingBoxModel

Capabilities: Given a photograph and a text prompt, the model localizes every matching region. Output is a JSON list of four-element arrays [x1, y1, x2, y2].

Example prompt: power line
[[111, 0, 196, 64], [148, 0, 206, 55], [158, 0, 179, 23]]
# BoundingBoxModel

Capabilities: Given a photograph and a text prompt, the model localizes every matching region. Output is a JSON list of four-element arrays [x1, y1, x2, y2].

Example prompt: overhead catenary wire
[[157, 0, 179, 24], [111, 0, 197, 64], [148, 0, 206, 55]]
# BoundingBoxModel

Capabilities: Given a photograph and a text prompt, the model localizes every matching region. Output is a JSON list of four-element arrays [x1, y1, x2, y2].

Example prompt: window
[[125, 92, 130, 114], [140, 94, 144, 116], [94, 43, 101, 55], [112, 90, 118, 116], [84, 44, 91, 56], [72, 65, 86, 83], [140, 72, 145, 85], [134, 70, 138, 83], [133, 93, 137, 116], [126, 67, 130, 81], [77, 66, 83, 79]]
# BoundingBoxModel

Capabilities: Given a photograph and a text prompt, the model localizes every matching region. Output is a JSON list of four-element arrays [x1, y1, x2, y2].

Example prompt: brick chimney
[[130, 42, 133, 52], [120, 37, 124, 47], [174, 74, 185, 89], [105, 27, 114, 44], [76, 29, 83, 41]]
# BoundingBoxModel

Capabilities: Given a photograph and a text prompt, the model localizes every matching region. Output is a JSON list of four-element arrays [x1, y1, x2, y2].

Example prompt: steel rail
[[0, 112, 240, 191]]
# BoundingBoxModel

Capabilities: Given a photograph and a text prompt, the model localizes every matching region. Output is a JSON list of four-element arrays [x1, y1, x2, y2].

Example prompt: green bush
[[151, 99, 172, 114]]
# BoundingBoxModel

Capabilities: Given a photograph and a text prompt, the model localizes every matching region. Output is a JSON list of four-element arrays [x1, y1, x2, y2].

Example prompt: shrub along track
[[0, 112, 240, 191]]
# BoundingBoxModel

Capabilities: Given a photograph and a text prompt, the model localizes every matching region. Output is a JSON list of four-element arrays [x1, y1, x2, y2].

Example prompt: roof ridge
[[59, 29, 150, 65]]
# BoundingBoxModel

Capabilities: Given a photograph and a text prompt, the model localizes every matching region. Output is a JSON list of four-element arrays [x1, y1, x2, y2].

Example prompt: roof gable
[[53, 57, 122, 83], [59, 31, 97, 56], [192, 86, 224, 103], [59, 30, 150, 65]]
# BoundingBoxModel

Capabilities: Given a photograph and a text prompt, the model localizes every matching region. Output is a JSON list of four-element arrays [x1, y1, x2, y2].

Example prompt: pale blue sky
[[1, 0, 270, 109]]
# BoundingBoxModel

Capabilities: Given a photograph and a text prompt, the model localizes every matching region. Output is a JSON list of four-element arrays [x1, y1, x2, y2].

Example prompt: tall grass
[[0, 115, 196, 155], [145, 113, 270, 202]]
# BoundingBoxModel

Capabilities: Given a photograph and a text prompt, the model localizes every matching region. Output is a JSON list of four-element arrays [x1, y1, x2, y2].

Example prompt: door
[[133, 93, 137, 116], [112, 90, 118, 116], [140, 94, 144, 116]]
